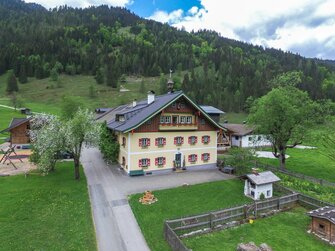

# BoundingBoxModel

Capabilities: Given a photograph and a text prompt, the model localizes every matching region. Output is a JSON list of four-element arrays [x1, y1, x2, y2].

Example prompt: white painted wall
[[244, 181, 274, 200], [239, 134, 271, 148]]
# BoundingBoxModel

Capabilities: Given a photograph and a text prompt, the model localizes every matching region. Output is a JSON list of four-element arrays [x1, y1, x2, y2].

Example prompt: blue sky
[[25, 0, 335, 60]]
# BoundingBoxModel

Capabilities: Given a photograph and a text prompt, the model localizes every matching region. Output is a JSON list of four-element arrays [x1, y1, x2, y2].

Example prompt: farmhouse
[[0, 118, 31, 146], [223, 123, 271, 148], [97, 81, 227, 176], [244, 171, 280, 200], [308, 206, 335, 244]]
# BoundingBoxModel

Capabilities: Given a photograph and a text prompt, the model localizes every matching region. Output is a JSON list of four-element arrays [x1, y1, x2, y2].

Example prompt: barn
[[308, 206, 335, 244], [0, 118, 31, 146]]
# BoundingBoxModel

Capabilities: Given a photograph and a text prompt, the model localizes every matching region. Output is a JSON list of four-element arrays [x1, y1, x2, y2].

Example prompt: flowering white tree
[[30, 115, 64, 174], [31, 109, 100, 179], [62, 109, 101, 180]]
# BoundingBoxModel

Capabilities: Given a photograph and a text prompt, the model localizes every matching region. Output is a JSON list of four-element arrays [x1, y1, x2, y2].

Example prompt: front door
[[175, 153, 182, 168]]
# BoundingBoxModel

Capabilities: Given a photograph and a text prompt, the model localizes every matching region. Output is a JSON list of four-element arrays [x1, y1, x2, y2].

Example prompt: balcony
[[159, 123, 198, 131]]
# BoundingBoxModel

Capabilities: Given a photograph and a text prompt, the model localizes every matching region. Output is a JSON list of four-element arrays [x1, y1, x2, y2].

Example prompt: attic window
[[116, 115, 125, 122]]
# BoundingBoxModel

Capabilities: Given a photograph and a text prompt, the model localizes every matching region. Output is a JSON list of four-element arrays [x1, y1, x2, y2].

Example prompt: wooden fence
[[164, 193, 299, 250], [255, 162, 335, 188]]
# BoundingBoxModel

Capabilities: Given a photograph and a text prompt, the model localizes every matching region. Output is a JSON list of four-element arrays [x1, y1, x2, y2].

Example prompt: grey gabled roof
[[200, 105, 225, 114], [308, 206, 335, 224], [222, 123, 254, 136], [246, 171, 280, 185], [0, 117, 30, 134], [99, 90, 225, 133]]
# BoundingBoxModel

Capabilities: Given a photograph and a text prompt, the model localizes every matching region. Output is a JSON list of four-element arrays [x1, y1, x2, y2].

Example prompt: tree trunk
[[279, 150, 286, 169], [74, 157, 80, 180]]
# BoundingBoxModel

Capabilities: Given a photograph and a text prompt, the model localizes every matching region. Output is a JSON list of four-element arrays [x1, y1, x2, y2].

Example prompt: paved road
[[81, 147, 234, 251]]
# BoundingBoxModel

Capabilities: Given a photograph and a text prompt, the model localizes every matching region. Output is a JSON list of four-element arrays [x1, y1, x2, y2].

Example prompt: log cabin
[[0, 118, 31, 146]]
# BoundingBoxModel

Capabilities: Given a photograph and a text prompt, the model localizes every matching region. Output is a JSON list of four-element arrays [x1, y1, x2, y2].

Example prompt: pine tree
[[6, 70, 19, 93], [18, 64, 28, 84], [95, 67, 105, 84]]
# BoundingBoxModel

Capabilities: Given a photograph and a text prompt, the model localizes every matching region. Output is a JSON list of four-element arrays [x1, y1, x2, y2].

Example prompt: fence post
[[210, 213, 214, 229], [277, 197, 280, 210], [254, 202, 258, 217]]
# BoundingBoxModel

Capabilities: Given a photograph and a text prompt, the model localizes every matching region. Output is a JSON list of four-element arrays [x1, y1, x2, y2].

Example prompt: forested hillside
[[1, 0, 335, 112]]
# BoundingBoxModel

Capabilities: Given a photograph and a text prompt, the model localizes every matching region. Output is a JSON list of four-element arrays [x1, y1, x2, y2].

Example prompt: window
[[319, 224, 325, 232], [235, 136, 239, 140], [138, 158, 150, 168], [160, 116, 171, 124], [155, 157, 166, 166], [172, 115, 179, 124], [188, 154, 197, 162], [248, 136, 253, 142], [188, 136, 197, 145], [118, 115, 125, 122], [202, 153, 210, 161], [172, 102, 176, 108], [266, 190, 271, 197], [200, 119, 205, 125], [26, 124, 30, 129], [122, 157, 126, 166], [186, 116, 192, 124], [250, 183, 256, 189], [174, 136, 184, 145], [122, 137, 126, 147], [258, 135, 262, 141], [139, 138, 150, 147], [202, 135, 210, 144], [180, 116, 186, 124], [155, 137, 166, 146]]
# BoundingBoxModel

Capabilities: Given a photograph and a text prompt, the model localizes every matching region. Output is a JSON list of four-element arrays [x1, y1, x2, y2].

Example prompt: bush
[[99, 122, 119, 163], [260, 193, 265, 200]]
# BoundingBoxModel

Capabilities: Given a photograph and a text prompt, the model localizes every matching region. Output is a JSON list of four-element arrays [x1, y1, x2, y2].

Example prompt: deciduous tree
[[248, 86, 319, 169]]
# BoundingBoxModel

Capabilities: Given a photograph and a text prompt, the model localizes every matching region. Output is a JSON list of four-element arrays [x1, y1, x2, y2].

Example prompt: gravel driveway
[[81, 147, 234, 251]]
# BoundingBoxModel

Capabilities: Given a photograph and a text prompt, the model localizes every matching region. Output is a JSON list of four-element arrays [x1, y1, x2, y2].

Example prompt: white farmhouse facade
[[223, 123, 271, 148], [244, 171, 280, 200]]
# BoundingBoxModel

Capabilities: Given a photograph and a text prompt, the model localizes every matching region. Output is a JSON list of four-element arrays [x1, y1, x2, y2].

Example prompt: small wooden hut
[[308, 206, 335, 244], [0, 118, 31, 145]]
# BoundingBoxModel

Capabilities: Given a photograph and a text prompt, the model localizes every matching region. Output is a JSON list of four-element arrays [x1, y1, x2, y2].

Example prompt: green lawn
[[0, 162, 97, 250], [257, 148, 335, 182], [184, 207, 334, 251], [222, 112, 248, 124], [129, 179, 252, 251]]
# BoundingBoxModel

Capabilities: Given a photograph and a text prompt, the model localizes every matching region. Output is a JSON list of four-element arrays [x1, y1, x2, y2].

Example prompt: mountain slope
[[0, 0, 335, 112]]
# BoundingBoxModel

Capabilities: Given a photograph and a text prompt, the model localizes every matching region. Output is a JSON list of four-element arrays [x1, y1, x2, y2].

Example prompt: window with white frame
[[186, 116, 192, 124], [180, 116, 186, 124], [160, 116, 171, 124], [139, 138, 150, 147], [202, 135, 210, 144], [155, 137, 166, 146], [174, 136, 184, 145], [188, 136, 197, 145], [155, 157, 166, 166], [122, 137, 126, 147], [138, 158, 150, 168], [188, 154, 197, 162]]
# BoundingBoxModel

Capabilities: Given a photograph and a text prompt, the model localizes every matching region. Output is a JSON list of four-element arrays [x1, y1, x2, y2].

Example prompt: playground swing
[[0, 145, 23, 169]]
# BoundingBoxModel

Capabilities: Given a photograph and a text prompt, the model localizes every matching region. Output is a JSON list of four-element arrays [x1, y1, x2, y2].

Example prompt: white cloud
[[24, 0, 131, 8], [165, 0, 335, 59], [148, 9, 184, 24]]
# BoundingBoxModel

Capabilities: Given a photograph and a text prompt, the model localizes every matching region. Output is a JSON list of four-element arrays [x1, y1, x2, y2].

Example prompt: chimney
[[147, 91, 155, 104], [132, 99, 137, 107]]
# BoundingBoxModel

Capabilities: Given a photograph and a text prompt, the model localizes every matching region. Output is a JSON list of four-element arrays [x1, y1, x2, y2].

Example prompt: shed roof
[[97, 91, 225, 133], [199, 105, 225, 115], [246, 171, 280, 185], [222, 123, 254, 136], [308, 206, 335, 224], [0, 117, 30, 134]]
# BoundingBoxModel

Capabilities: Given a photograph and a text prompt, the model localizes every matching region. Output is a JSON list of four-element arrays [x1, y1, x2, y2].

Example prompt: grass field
[[129, 179, 251, 251], [0, 162, 96, 250], [184, 207, 333, 251], [0, 72, 161, 115]]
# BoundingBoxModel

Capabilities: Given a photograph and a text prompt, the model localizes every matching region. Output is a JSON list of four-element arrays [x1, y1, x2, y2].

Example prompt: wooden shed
[[308, 206, 335, 244], [0, 118, 31, 145]]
